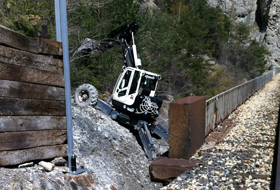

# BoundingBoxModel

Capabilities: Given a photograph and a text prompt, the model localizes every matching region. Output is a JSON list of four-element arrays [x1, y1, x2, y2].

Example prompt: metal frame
[[205, 69, 280, 136]]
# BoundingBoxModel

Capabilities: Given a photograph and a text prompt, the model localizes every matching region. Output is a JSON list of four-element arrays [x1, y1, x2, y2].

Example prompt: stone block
[[150, 157, 198, 183], [169, 96, 206, 159]]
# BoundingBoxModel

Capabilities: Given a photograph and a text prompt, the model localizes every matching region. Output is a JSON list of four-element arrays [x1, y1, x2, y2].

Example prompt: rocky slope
[[207, 0, 280, 68], [0, 100, 169, 189], [72, 102, 168, 189]]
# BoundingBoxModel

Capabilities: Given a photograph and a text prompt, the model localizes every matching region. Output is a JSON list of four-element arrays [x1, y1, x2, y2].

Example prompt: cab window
[[119, 70, 132, 89], [140, 74, 157, 91], [129, 71, 140, 95]]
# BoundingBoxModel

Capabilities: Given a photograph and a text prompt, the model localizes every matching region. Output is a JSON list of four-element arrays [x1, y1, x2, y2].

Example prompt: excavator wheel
[[74, 84, 98, 107]]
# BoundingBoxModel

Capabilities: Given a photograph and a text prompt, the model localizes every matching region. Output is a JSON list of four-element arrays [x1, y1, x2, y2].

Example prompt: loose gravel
[[162, 73, 280, 190]]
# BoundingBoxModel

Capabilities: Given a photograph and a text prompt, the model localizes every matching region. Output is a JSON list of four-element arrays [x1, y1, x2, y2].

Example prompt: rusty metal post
[[169, 96, 206, 159]]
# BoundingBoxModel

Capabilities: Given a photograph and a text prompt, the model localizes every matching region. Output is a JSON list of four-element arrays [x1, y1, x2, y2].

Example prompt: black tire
[[74, 84, 98, 107]]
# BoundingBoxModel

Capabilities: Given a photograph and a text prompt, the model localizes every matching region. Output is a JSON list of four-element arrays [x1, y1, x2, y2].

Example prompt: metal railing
[[205, 69, 280, 136]]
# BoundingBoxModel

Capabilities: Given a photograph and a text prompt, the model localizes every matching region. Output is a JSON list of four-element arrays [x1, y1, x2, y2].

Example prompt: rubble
[[71, 102, 168, 189], [39, 161, 54, 172], [18, 162, 34, 168], [51, 157, 67, 166], [54, 166, 69, 173], [0, 97, 168, 189]]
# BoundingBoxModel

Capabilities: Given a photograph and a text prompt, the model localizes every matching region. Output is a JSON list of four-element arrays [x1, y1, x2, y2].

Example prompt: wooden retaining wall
[[0, 25, 68, 166]]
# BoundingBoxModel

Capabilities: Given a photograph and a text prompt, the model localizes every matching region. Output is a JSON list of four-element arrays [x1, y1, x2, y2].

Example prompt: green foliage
[[241, 40, 269, 78], [0, 0, 55, 37], [69, 0, 268, 99], [218, 22, 270, 79], [204, 64, 235, 98], [68, 0, 141, 92], [151, 0, 232, 98], [233, 22, 250, 43], [0, 0, 271, 99]]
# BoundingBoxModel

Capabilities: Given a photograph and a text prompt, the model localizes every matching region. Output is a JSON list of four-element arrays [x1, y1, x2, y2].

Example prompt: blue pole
[[54, 0, 61, 42], [59, 0, 86, 175]]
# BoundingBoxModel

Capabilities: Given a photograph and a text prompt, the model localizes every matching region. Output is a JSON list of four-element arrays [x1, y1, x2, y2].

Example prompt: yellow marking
[[144, 131, 146, 134]]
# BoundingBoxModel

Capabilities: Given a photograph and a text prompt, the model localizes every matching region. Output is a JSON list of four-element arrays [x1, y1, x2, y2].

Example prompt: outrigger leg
[[136, 120, 169, 160], [136, 121, 156, 160], [150, 121, 169, 142]]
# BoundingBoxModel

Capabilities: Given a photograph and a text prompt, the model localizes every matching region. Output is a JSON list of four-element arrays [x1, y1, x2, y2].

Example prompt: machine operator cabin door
[[115, 69, 133, 104]]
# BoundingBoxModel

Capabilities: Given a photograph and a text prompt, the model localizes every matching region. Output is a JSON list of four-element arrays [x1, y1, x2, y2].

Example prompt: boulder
[[51, 157, 67, 166], [39, 161, 54, 172]]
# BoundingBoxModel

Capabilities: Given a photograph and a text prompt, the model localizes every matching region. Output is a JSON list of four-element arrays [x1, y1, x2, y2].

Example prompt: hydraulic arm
[[71, 22, 141, 68]]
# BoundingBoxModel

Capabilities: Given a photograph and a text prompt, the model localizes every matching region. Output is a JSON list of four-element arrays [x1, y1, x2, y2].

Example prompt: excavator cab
[[111, 67, 162, 122]]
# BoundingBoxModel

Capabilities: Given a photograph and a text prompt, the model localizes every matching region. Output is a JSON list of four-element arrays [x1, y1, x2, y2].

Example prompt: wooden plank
[[0, 45, 63, 74], [0, 63, 64, 87], [0, 25, 62, 56], [0, 130, 67, 151], [0, 80, 65, 100], [0, 97, 66, 116], [0, 116, 66, 132], [0, 144, 68, 166]]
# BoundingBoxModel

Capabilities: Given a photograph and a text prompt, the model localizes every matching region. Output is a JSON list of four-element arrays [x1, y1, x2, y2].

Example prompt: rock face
[[140, 0, 159, 12], [264, 0, 280, 67], [207, 0, 257, 26], [207, 0, 280, 68]]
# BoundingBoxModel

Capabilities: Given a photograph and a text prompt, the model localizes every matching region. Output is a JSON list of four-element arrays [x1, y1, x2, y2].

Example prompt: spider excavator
[[73, 22, 168, 160]]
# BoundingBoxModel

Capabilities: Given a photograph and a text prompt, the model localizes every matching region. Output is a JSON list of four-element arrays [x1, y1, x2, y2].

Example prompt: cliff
[[207, 0, 280, 68]]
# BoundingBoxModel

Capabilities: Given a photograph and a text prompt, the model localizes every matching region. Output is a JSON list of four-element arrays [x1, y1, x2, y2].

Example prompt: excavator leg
[[136, 121, 156, 160], [151, 122, 169, 142]]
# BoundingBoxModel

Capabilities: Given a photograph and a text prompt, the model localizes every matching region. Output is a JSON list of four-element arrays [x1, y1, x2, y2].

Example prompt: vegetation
[[0, 0, 271, 99], [0, 0, 55, 37]]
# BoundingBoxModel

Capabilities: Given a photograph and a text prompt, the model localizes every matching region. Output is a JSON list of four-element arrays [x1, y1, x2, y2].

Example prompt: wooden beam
[[0, 63, 64, 87], [0, 45, 63, 74], [0, 130, 67, 151], [0, 80, 65, 100], [0, 144, 68, 166], [0, 97, 66, 116], [0, 116, 66, 132], [0, 25, 62, 56]]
